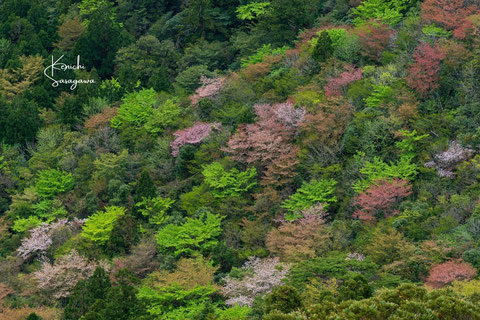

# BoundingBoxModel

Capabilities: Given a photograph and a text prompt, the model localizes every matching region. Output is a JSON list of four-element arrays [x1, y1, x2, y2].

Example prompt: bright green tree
[[135, 196, 174, 225], [156, 212, 223, 257], [111, 88, 157, 128], [282, 179, 337, 220], [352, 0, 411, 26], [202, 162, 257, 198], [81, 206, 126, 245], [35, 168, 74, 199]]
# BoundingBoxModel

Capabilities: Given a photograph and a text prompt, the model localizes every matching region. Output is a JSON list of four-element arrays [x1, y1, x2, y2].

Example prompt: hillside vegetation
[[1, 0, 480, 319]]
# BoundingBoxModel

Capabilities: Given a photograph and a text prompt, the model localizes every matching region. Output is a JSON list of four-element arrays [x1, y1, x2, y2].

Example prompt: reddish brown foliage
[[299, 98, 353, 161], [0, 306, 59, 320], [240, 55, 282, 83], [407, 43, 445, 95], [324, 65, 363, 97], [225, 102, 304, 188], [353, 179, 412, 222], [266, 205, 330, 262], [266, 211, 330, 262], [421, 0, 480, 37], [355, 21, 394, 62], [426, 259, 477, 288], [84, 108, 117, 131]]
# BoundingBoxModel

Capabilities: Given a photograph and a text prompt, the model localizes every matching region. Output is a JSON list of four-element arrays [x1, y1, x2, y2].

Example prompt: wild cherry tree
[[225, 101, 304, 188], [17, 218, 85, 261], [170, 122, 221, 156], [190, 75, 226, 106], [355, 21, 394, 62], [221, 257, 290, 307], [266, 206, 330, 262], [421, 0, 480, 38], [426, 259, 477, 288], [424, 140, 474, 178], [34, 250, 99, 299], [407, 43, 445, 95], [324, 65, 363, 97], [353, 179, 412, 223]]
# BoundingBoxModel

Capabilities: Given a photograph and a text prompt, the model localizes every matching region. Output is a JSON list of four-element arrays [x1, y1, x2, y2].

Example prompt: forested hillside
[[1, 0, 480, 319]]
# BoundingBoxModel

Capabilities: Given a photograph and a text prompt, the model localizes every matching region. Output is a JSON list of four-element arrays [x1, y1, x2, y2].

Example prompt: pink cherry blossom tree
[[170, 122, 221, 156]]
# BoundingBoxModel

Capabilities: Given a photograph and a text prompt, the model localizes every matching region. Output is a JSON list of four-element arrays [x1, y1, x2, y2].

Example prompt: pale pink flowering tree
[[221, 256, 290, 306], [190, 75, 227, 106], [170, 122, 221, 156], [17, 218, 85, 261], [424, 141, 474, 178], [33, 249, 97, 299], [324, 66, 363, 97]]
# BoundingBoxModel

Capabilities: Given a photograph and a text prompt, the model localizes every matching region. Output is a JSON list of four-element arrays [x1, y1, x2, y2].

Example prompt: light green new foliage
[[422, 24, 452, 38], [353, 153, 418, 192], [81, 206, 126, 244], [241, 44, 289, 67], [202, 162, 257, 198], [352, 0, 410, 26], [110, 88, 157, 128], [395, 129, 429, 159], [137, 284, 217, 319], [236, 2, 270, 20], [217, 305, 251, 320], [156, 212, 223, 257], [364, 85, 395, 108], [12, 216, 43, 233], [35, 168, 74, 199], [144, 99, 181, 134], [282, 179, 337, 220], [135, 196, 174, 225]]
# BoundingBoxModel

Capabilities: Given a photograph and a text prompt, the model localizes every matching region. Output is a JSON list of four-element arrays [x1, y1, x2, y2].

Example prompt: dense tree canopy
[[1, 0, 480, 318]]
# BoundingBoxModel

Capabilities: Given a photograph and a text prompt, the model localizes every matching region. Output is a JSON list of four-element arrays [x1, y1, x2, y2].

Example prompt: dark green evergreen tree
[[135, 170, 156, 202], [63, 267, 111, 320], [26, 313, 42, 320], [312, 30, 333, 63]]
